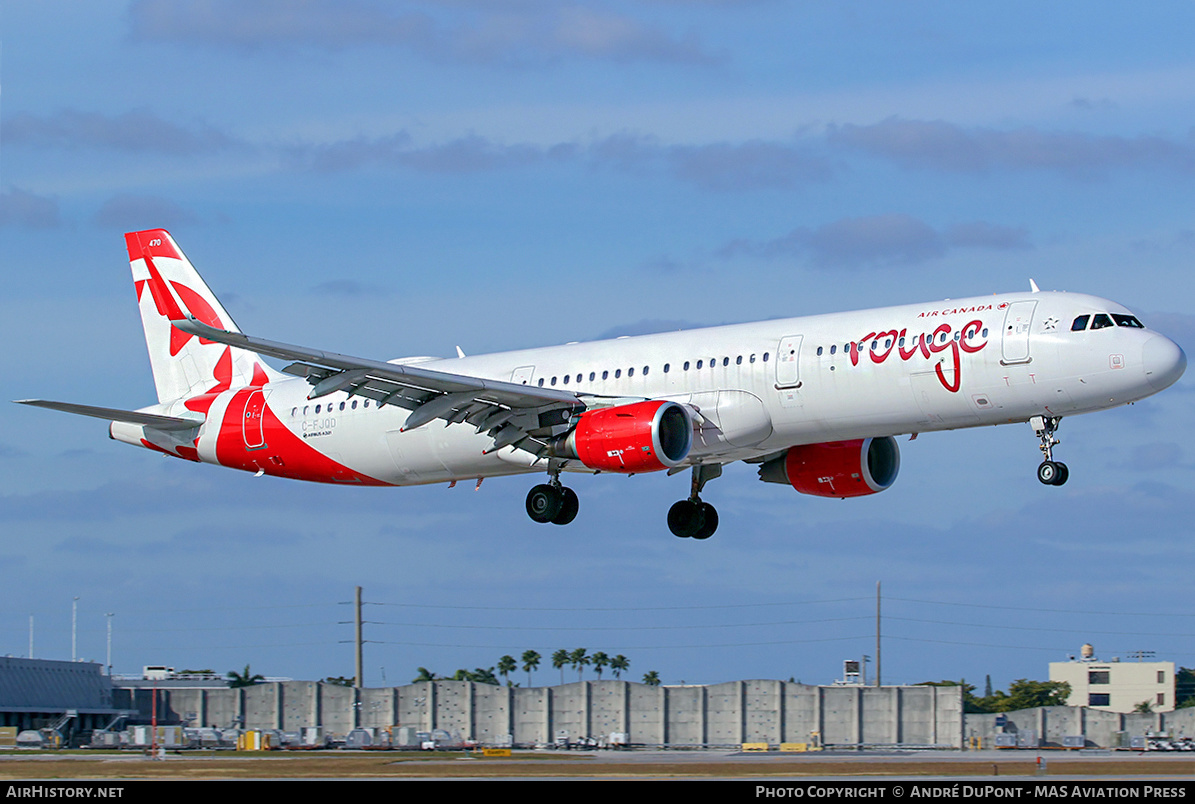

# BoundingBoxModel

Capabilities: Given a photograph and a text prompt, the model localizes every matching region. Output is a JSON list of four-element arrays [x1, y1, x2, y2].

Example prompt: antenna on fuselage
[[1029, 279, 1041, 293]]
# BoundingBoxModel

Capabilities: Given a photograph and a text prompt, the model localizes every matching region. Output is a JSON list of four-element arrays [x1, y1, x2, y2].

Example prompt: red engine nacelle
[[758, 437, 900, 498], [554, 400, 693, 473]]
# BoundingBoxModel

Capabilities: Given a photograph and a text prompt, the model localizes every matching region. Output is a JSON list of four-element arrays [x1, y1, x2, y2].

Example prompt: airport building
[[1049, 644, 1175, 714], [0, 657, 132, 738]]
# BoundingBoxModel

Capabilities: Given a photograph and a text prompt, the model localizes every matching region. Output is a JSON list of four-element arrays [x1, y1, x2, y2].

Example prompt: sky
[[2, 1, 1194, 693]]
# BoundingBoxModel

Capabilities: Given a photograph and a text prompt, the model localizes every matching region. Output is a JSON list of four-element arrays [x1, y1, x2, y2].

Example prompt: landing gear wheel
[[551, 487, 579, 525], [668, 499, 704, 538], [526, 484, 563, 523], [1037, 461, 1068, 486], [692, 502, 718, 540]]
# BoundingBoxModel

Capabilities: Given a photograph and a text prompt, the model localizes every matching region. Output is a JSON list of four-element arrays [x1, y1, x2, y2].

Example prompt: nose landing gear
[[1032, 415, 1068, 486], [668, 464, 721, 539]]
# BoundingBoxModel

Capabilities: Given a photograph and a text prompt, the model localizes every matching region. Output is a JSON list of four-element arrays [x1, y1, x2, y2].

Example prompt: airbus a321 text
[[18, 230, 1187, 539]]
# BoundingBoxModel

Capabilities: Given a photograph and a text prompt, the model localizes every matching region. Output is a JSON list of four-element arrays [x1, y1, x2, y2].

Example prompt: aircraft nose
[[1142, 334, 1186, 392]]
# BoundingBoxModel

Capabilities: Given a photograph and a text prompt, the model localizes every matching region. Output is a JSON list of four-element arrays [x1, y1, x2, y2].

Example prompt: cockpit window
[[1071, 315, 1090, 331], [1090, 313, 1114, 330], [1112, 313, 1145, 329]]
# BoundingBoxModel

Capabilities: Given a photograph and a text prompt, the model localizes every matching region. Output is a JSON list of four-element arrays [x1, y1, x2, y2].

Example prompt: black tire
[[1037, 461, 1059, 485], [551, 487, 579, 525], [667, 499, 705, 538], [692, 502, 718, 540], [526, 484, 563, 523], [1051, 462, 1069, 486]]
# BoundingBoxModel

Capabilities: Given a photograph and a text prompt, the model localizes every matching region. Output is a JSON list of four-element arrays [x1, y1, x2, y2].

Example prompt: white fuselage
[[131, 290, 1185, 486]]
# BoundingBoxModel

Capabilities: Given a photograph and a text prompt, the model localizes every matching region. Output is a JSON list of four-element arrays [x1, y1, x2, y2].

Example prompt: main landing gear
[[526, 466, 579, 526], [668, 465, 721, 540], [1032, 415, 1069, 486]]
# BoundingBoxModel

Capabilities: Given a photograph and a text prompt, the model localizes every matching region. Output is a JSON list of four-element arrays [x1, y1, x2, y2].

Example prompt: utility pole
[[355, 586, 363, 689], [875, 581, 881, 687], [28, 615, 33, 659]]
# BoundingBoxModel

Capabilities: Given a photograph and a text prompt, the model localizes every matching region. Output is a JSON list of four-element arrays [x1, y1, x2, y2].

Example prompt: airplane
[[17, 229, 1187, 540]]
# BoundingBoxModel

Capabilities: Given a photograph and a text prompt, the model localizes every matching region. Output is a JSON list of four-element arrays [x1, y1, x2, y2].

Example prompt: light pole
[[72, 597, 79, 661], [106, 613, 115, 675]]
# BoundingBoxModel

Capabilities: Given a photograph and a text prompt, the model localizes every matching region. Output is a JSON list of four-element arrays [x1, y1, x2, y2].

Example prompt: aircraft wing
[[15, 400, 204, 431], [173, 316, 584, 455]]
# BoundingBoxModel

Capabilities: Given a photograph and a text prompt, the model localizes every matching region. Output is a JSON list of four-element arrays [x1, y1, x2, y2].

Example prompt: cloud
[[595, 319, 710, 339], [1, 110, 237, 154], [92, 195, 201, 229], [721, 214, 1032, 269], [0, 188, 60, 229], [590, 133, 833, 191], [296, 133, 565, 174], [828, 118, 1195, 178], [128, 0, 721, 66], [293, 130, 830, 191], [311, 279, 388, 297]]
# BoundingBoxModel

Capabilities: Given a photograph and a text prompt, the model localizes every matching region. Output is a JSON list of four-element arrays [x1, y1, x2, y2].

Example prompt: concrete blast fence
[[117, 679, 965, 748]]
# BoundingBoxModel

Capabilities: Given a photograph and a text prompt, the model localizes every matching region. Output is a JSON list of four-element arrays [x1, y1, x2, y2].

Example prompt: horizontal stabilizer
[[15, 400, 204, 431]]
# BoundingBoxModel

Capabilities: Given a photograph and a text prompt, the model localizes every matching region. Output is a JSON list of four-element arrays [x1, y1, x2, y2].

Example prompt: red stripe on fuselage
[[214, 388, 389, 485]]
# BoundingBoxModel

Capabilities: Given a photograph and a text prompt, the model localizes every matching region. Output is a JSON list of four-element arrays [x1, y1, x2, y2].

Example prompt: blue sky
[[2, 1, 1193, 691]]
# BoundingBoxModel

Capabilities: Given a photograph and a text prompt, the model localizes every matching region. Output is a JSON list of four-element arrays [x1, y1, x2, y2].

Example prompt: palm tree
[[413, 667, 437, 683], [642, 670, 661, 686], [552, 649, 569, 685], [497, 655, 517, 685], [569, 648, 589, 682], [610, 655, 629, 679], [227, 664, 264, 688], [521, 650, 541, 687], [591, 651, 610, 680]]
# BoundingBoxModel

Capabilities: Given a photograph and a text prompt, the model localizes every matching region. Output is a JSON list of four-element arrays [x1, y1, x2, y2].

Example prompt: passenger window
[[602, 370, 609, 380], [817, 347, 823, 356], [538, 378, 544, 387], [351, 400, 357, 409], [763, 353, 769, 362], [615, 369, 621, 378], [643, 366, 649, 376], [749, 354, 756, 363], [736, 355, 743, 365], [628, 367, 634, 377], [830, 345, 837, 355], [551, 377, 557, 386], [696, 360, 703, 369], [723, 357, 730, 367], [1071, 315, 1090, 331], [663, 364, 669, 373], [1091, 314, 1113, 330], [683, 361, 690, 370], [563, 375, 569, 384], [589, 372, 595, 381]]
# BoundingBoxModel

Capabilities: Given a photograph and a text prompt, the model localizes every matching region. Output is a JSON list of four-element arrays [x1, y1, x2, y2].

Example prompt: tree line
[[411, 649, 661, 687]]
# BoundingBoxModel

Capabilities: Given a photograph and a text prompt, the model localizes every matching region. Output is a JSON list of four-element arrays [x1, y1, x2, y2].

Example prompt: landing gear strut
[[526, 465, 579, 525], [668, 464, 721, 540], [1031, 415, 1068, 486]]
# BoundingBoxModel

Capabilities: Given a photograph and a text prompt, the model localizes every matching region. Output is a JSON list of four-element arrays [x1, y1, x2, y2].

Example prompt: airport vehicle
[[18, 229, 1186, 539]]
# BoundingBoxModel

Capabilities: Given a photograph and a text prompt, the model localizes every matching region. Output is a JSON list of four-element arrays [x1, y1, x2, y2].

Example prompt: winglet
[[1029, 279, 1040, 293]]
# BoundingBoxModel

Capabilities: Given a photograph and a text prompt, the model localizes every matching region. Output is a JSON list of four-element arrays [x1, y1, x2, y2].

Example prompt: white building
[[1049, 644, 1175, 713]]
